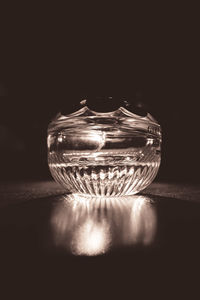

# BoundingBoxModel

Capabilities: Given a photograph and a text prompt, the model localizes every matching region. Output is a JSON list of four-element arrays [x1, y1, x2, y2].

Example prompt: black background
[[0, 5, 199, 183], [0, 6, 200, 299]]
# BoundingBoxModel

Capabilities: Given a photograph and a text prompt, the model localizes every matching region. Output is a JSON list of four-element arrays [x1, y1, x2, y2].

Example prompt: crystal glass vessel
[[47, 104, 161, 196]]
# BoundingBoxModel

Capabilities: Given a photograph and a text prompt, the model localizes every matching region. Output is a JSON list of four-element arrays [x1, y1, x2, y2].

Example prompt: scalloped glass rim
[[48, 106, 161, 135], [52, 106, 157, 122]]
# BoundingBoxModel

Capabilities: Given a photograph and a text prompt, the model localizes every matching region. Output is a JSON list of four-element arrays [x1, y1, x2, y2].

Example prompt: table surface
[[0, 181, 200, 298]]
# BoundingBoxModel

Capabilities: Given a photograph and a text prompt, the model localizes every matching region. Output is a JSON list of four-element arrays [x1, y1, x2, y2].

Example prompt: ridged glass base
[[48, 151, 160, 196]]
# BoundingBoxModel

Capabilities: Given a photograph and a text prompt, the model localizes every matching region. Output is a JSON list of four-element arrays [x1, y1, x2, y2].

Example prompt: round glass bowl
[[47, 106, 162, 196]]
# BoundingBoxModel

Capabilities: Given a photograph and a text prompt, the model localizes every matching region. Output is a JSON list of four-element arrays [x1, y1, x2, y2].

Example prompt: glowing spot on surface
[[50, 193, 157, 256], [71, 218, 110, 256]]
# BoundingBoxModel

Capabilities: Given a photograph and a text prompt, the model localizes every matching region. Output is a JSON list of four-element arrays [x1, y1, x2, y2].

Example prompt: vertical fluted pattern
[[49, 150, 160, 196]]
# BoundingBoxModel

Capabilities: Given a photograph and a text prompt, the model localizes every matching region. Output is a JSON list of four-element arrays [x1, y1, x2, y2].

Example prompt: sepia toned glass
[[47, 103, 161, 196]]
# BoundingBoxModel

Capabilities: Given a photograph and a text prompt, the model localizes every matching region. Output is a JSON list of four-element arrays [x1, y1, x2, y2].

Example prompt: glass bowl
[[47, 104, 161, 196]]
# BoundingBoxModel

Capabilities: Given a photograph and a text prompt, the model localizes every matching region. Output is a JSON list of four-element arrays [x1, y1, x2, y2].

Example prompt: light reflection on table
[[50, 194, 157, 256]]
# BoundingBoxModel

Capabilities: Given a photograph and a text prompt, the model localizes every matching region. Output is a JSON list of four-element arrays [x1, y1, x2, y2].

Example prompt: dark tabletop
[[0, 181, 200, 298]]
